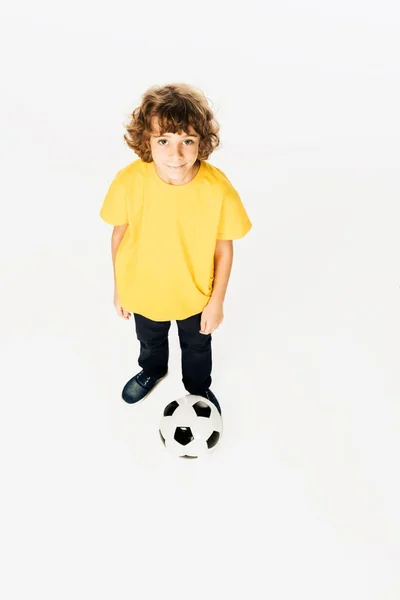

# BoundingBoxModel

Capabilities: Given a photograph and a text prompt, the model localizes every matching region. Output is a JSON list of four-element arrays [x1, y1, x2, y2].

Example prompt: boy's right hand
[[113, 290, 131, 320]]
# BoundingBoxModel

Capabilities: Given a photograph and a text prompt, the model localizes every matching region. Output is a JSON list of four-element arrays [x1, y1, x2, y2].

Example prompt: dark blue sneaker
[[198, 389, 222, 416], [122, 369, 168, 404]]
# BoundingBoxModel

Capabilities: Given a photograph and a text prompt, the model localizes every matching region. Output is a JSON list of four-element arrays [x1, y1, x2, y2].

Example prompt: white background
[[1, 0, 399, 597]]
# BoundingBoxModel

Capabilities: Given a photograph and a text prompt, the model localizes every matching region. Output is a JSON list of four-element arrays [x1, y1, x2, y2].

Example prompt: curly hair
[[123, 83, 220, 162]]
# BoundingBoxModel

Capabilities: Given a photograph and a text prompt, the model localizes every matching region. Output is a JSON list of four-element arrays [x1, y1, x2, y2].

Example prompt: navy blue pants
[[133, 311, 212, 395]]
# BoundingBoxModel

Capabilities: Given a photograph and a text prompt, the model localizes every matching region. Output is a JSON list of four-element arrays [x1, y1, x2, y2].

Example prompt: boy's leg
[[176, 311, 212, 395], [133, 313, 171, 378]]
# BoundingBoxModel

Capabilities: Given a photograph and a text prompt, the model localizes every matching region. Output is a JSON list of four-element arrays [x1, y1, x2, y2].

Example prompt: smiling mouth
[[167, 164, 186, 169]]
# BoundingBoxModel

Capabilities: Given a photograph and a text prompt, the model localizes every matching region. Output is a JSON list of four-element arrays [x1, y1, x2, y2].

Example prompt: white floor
[[2, 2, 400, 597], [2, 169, 400, 598]]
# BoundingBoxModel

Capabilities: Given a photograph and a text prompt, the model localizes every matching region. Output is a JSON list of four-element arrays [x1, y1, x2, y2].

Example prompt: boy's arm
[[210, 240, 233, 304], [111, 225, 128, 289]]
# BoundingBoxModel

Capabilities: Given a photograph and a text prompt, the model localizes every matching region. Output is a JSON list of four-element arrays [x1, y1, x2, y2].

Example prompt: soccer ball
[[159, 394, 223, 459]]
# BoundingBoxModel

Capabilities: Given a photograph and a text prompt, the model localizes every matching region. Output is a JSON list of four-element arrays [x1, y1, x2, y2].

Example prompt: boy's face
[[149, 118, 200, 184]]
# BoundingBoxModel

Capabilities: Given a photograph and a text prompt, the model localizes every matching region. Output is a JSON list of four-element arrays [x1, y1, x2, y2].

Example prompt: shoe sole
[[121, 372, 168, 405]]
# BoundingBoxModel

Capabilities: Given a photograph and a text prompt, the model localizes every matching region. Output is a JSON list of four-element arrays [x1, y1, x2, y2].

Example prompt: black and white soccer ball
[[159, 394, 223, 459]]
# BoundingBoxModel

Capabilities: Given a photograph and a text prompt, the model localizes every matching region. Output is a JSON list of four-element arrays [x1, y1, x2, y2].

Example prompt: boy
[[100, 83, 252, 415]]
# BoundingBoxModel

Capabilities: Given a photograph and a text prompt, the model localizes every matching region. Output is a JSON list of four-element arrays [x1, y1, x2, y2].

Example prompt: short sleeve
[[216, 183, 252, 240], [99, 170, 128, 226]]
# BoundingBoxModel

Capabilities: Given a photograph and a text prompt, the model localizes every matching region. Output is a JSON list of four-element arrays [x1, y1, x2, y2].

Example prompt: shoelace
[[138, 370, 153, 386]]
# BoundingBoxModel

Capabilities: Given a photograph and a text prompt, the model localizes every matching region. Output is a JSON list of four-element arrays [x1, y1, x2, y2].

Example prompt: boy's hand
[[113, 290, 131, 320], [200, 299, 224, 334]]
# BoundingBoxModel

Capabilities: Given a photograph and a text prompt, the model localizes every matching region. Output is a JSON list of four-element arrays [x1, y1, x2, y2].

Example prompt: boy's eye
[[158, 139, 194, 146]]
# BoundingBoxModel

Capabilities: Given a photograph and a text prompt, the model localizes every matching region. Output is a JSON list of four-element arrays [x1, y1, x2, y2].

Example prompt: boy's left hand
[[200, 299, 224, 335]]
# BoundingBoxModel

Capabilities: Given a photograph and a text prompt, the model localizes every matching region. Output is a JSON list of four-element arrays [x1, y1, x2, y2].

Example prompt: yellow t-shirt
[[100, 158, 252, 321]]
